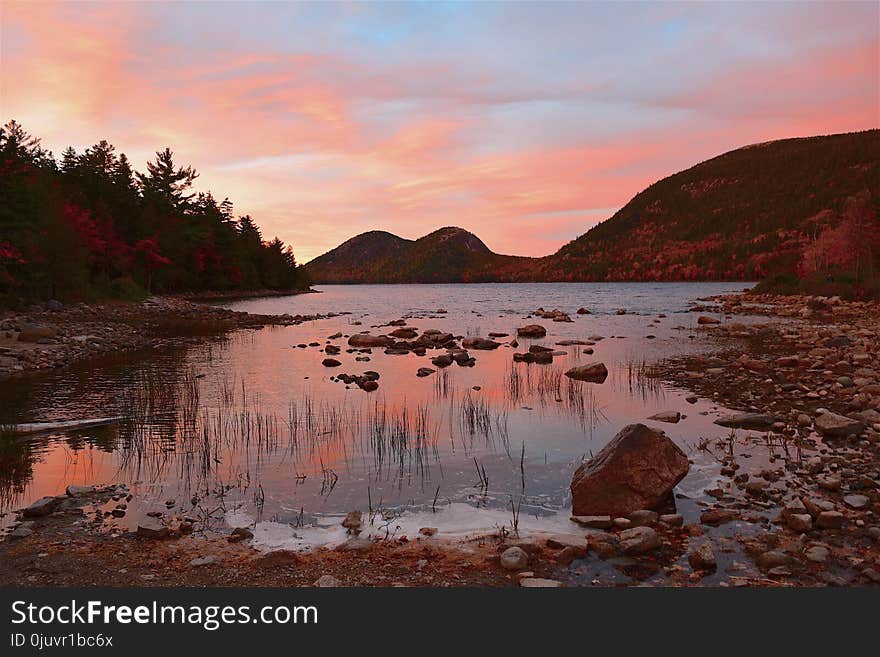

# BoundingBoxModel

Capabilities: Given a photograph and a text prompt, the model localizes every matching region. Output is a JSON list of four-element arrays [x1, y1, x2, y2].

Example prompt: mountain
[[305, 227, 533, 283], [307, 130, 879, 292], [527, 129, 879, 283]]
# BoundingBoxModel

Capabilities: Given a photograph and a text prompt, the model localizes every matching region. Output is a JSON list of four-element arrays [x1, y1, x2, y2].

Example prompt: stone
[[17, 323, 57, 343], [570, 423, 689, 517], [322, 358, 342, 367], [65, 485, 95, 497], [787, 514, 813, 532], [348, 334, 392, 348], [700, 508, 740, 526], [516, 325, 547, 338], [461, 337, 501, 350], [500, 546, 530, 571], [804, 545, 830, 563], [697, 316, 721, 325], [228, 527, 253, 542], [314, 575, 342, 587], [570, 515, 612, 529], [7, 523, 35, 540], [136, 518, 169, 539], [687, 541, 717, 571], [756, 550, 791, 570], [337, 537, 374, 552], [627, 509, 659, 526], [416, 367, 435, 377], [431, 354, 453, 368], [618, 526, 661, 555], [816, 511, 845, 529], [188, 555, 220, 567], [22, 496, 60, 518], [545, 534, 588, 555], [648, 411, 681, 423], [418, 527, 437, 537], [844, 494, 870, 509], [659, 513, 684, 527], [519, 577, 562, 588], [814, 411, 864, 437], [713, 413, 776, 430], [565, 362, 608, 383], [342, 510, 362, 533]]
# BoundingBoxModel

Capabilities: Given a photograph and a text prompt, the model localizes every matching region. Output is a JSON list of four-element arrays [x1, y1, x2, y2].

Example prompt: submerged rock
[[570, 423, 689, 517]]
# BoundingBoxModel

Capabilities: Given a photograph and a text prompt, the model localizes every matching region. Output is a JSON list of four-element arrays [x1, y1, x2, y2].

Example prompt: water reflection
[[0, 282, 758, 533]]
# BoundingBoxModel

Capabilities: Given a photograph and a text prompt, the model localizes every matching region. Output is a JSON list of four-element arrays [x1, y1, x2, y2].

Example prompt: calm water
[[1, 282, 760, 548]]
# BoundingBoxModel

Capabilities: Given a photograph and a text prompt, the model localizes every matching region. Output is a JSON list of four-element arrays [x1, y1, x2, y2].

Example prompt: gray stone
[[519, 577, 562, 588], [814, 411, 864, 437], [22, 496, 60, 518], [65, 485, 96, 497], [804, 545, 830, 563], [843, 494, 870, 509], [714, 413, 776, 430], [500, 546, 530, 571], [314, 575, 342, 587], [787, 514, 813, 532], [648, 411, 681, 424], [618, 526, 661, 555], [570, 515, 612, 529], [188, 555, 220, 567], [627, 509, 659, 526], [816, 511, 845, 529], [136, 518, 169, 539]]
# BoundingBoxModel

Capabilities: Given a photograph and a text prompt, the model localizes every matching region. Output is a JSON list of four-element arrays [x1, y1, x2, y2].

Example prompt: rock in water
[[516, 325, 547, 338], [461, 337, 501, 350], [648, 411, 681, 424], [618, 526, 661, 554], [570, 423, 689, 516], [687, 541, 717, 571], [564, 362, 608, 383], [347, 334, 392, 348], [713, 413, 776, 430], [22, 496, 60, 517]]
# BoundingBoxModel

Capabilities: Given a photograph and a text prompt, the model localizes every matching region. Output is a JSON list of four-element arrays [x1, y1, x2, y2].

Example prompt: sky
[[1, 1, 878, 262]]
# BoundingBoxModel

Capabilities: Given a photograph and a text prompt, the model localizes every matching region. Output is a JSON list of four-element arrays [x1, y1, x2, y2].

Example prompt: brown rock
[[570, 424, 689, 517]]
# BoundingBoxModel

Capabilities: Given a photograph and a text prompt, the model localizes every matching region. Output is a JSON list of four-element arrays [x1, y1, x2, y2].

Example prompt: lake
[[0, 282, 761, 550]]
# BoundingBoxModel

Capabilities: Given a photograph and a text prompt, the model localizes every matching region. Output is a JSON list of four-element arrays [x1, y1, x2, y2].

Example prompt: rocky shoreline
[[0, 292, 878, 587], [0, 294, 342, 380]]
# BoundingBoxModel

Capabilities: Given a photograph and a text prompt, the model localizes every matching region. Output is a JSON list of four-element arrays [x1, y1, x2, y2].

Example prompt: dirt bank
[[0, 295, 343, 380]]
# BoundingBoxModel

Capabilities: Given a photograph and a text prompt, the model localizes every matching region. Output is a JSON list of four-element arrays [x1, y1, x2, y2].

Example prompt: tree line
[[0, 120, 310, 306]]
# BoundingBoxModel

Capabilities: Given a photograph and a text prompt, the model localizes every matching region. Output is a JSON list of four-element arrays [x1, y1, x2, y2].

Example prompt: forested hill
[[306, 130, 878, 296], [0, 120, 310, 306], [527, 129, 879, 290], [305, 226, 533, 283]]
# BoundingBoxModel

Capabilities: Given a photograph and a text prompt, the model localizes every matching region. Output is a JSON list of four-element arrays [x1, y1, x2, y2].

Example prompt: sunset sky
[[2, 1, 878, 262]]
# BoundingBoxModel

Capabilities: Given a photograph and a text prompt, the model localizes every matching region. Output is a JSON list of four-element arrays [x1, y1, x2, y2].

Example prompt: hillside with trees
[[526, 130, 879, 296], [0, 120, 310, 307], [307, 130, 879, 298]]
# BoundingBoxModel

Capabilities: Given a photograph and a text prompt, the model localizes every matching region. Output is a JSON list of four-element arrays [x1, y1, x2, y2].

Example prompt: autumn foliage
[[0, 120, 310, 305]]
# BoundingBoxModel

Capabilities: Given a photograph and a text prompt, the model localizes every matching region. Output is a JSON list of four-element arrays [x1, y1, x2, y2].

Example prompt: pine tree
[[136, 148, 198, 210]]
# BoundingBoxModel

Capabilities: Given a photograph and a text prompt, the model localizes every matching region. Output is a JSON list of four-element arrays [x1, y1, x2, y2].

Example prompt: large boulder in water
[[565, 362, 608, 383], [570, 424, 689, 517], [348, 333, 392, 348], [516, 324, 546, 338]]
